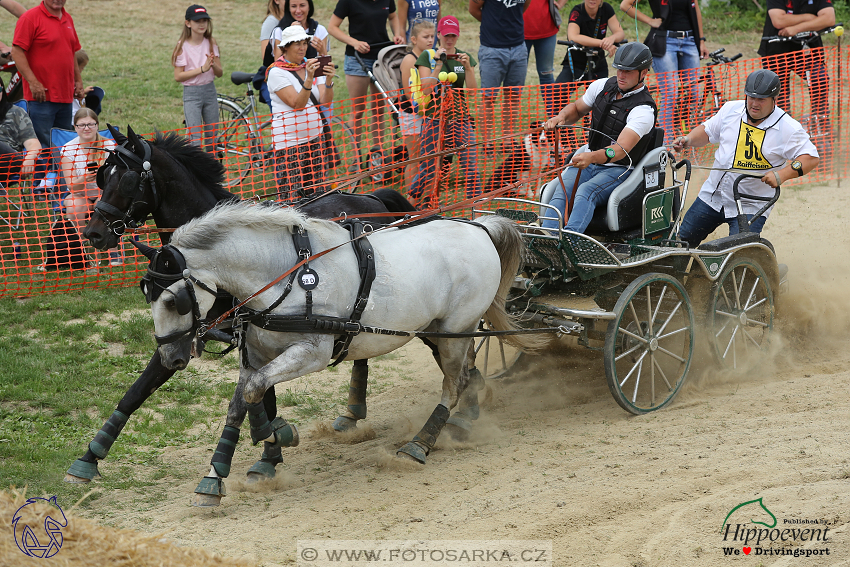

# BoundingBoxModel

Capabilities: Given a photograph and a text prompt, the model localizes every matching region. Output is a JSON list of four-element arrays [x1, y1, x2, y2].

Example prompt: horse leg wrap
[[347, 359, 368, 420], [269, 417, 299, 448], [210, 426, 239, 478], [397, 404, 450, 464], [247, 442, 284, 480], [89, 410, 129, 460], [246, 400, 273, 446]]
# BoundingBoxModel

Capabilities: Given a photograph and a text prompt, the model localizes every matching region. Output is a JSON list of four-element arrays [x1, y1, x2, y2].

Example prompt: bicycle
[[761, 24, 844, 166], [216, 71, 355, 190], [556, 40, 620, 83], [673, 48, 742, 136]]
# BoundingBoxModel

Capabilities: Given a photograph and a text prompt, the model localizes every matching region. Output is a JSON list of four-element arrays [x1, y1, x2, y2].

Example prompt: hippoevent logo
[[12, 496, 67, 558], [720, 497, 831, 558]]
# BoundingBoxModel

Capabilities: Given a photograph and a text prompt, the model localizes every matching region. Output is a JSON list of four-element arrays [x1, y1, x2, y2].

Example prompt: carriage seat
[[538, 128, 671, 236], [585, 127, 671, 234]]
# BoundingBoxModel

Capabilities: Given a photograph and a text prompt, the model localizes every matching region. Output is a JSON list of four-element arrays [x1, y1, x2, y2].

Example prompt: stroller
[[348, 44, 410, 187]]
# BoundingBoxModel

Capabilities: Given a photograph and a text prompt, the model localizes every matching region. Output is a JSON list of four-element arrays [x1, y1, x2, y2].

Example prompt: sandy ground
[[77, 175, 850, 567]]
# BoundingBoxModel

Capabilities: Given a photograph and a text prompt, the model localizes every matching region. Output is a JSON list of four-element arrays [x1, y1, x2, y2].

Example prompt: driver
[[541, 42, 657, 233], [672, 69, 819, 248]]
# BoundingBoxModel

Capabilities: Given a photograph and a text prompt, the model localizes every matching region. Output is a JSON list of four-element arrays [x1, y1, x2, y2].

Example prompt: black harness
[[235, 220, 376, 367], [139, 245, 220, 346], [92, 138, 160, 236]]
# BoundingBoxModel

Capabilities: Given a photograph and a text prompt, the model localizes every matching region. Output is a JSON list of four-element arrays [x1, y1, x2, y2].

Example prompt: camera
[[446, 53, 460, 60], [86, 161, 99, 173]]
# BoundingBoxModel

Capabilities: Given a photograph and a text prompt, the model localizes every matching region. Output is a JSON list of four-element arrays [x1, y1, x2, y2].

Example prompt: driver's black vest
[[587, 77, 658, 168]]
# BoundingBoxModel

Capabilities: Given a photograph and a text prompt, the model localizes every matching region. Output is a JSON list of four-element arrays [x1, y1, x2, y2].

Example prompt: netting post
[[837, 36, 842, 188]]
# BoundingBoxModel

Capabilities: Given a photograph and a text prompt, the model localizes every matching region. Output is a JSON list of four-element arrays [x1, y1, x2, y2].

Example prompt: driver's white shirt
[[581, 77, 655, 166], [698, 100, 818, 218]]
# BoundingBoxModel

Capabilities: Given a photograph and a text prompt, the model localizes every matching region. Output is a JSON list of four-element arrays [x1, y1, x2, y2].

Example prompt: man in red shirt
[[11, 0, 83, 148]]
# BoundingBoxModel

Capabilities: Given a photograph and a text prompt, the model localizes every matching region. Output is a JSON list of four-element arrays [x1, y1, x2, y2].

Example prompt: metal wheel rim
[[605, 273, 694, 414]]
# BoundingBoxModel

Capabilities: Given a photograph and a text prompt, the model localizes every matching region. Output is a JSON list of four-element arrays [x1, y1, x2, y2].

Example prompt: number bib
[[732, 120, 774, 170]]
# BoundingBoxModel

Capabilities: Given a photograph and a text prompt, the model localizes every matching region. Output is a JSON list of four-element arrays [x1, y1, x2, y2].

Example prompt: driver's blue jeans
[[678, 196, 768, 248], [540, 163, 629, 232]]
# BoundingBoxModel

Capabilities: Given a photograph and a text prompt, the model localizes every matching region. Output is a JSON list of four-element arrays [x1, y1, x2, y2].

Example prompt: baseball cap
[[185, 5, 211, 21], [437, 16, 460, 36]]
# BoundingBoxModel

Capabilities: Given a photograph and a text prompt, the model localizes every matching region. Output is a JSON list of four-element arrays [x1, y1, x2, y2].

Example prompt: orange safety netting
[[1, 46, 846, 298]]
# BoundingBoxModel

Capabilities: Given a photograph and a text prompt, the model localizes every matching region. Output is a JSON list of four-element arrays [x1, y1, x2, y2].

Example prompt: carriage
[[471, 135, 786, 414]]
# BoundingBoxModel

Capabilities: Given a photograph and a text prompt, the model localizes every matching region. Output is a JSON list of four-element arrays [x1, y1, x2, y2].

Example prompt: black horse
[[69, 126, 421, 504]]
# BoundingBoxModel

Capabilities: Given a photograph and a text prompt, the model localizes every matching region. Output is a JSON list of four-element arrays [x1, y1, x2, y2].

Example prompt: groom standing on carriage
[[540, 42, 658, 233]]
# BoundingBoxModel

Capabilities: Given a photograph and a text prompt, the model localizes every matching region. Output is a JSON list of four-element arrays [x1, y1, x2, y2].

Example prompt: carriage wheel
[[604, 273, 694, 415], [707, 257, 774, 370], [474, 320, 525, 380]]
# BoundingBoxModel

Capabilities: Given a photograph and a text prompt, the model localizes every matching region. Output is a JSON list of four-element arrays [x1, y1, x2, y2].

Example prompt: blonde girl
[[398, 19, 435, 188], [172, 5, 222, 152]]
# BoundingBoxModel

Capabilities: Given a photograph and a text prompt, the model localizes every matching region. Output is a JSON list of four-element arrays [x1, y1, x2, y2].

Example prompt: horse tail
[[371, 188, 418, 217], [477, 216, 548, 352]]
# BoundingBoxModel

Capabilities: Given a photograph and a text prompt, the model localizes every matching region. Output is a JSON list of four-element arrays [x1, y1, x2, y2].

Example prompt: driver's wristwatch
[[604, 147, 616, 163], [791, 160, 804, 177]]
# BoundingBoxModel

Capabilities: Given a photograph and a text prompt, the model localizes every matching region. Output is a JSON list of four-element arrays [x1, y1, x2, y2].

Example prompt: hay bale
[[0, 489, 256, 566]]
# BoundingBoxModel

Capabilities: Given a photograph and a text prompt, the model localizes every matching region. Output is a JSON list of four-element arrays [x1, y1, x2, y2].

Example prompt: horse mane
[[171, 201, 328, 250], [151, 131, 235, 203]]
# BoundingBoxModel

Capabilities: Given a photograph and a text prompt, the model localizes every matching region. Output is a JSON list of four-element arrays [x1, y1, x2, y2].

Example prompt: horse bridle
[[139, 244, 217, 346], [93, 138, 161, 236]]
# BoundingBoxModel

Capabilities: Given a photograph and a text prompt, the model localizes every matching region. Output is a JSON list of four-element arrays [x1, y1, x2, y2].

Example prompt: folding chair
[[49, 126, 114, 222], [0, 182, 28, 228]]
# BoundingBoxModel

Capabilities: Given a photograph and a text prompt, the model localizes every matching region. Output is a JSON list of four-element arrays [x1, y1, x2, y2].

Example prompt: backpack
[[409, 49, 436, 116]]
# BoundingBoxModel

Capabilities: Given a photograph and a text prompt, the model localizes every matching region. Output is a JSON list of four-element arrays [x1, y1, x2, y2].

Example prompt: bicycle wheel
[[216, 98, 259, 188]]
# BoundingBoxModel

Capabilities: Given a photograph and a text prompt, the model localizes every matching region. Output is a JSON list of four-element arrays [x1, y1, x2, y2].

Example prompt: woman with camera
[[266, 25, 336, 201]]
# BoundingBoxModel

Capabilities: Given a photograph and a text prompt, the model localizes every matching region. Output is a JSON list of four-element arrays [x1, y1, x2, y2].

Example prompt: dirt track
[[83, 178, 850, 567]]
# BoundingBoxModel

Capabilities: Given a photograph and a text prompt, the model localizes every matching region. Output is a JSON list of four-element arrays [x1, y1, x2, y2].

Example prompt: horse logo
[[12, 496, 68, 558], [720, 497, 777, 533]]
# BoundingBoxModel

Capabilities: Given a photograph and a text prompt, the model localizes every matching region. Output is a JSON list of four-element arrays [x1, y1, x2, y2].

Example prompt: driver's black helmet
[[744, 69, 781, 99], [612, 42, 653, 71]]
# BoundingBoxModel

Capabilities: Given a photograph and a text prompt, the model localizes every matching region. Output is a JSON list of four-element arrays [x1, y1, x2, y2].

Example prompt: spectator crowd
[[0, 0, 838, 269]]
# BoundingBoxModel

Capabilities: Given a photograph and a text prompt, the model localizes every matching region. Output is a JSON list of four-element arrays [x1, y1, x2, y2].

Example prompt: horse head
[[83, 126, 233, 251], [134, 239, 219, 370], [83, 125, 159, 250]]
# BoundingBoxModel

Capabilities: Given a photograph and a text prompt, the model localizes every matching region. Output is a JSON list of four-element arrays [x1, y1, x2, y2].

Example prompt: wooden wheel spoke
[[618, 326, 648, 344], [631, 357, 645, 404], [646, 286, 654, 335], [743, 277, 760, 311], [655, 345, 686, 363], [651, 285, 669, 331], [628, 301, 642, 334], [615, 341, 644, 362], [722, 324, 740, 360], [620, 350, 648, 388], [655, 299, 683, 336], [651, 354, 673, 390], [657, 325, 689, 341], [742, 327, 764, 348], [745, 317, 770, 328], [744, 296, 767, 313]]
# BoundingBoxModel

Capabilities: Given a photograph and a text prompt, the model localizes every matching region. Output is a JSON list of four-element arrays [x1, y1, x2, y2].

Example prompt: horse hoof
[[396, 442, 427, 464], [191, 493, 223, 507], [445, 415, 472, 442], [193, 476, 226, 507], [332, 415, 358, 432], [246, 459, 278, 482], [63, 473, 91, 484], [65, 459, 101, 482]]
